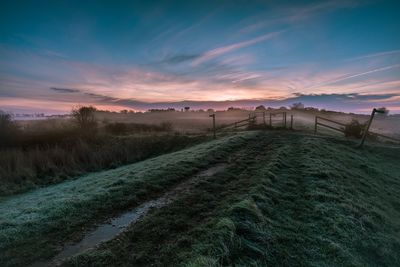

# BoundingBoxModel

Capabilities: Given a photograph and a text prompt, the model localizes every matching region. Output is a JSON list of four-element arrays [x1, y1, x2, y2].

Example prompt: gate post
[[290, 115, 293, 130], [209, 114, 216, 139], [284, 112, 287, 128], [269, 113, 272, 127], [263, 112, 266, 125], [359, 108, 385, 147], [314, 116, 318, 134]]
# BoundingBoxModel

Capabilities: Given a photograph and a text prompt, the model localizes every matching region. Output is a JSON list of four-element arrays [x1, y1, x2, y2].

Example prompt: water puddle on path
[[31, 163, 226, 267]]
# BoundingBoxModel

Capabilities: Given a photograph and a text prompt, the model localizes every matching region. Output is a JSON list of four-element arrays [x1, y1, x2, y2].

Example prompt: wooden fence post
[[263, 112, 266, 125], [290, 115, 293, 130], [209, 114, 216, 139], [314, 116, 318, 134], [359, 108, 384, 147], [269, 113, 272, 127], [284, 112, 287, 128]]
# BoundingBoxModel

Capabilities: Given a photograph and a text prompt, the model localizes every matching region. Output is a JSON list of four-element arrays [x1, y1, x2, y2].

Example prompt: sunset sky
[[0, 0, 399, 114]]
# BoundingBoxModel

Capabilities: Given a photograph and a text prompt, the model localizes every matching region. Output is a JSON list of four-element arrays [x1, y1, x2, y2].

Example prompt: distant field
[[1, 131, 399, 266], [96, 109, 400, 137], [15, 109, 400, 138]]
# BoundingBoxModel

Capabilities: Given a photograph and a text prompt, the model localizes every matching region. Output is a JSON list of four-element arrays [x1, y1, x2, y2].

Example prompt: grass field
[[0, 132, 255, 266], [1, 131, 400, 266]]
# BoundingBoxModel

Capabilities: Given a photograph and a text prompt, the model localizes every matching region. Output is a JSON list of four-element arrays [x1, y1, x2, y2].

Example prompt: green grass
[[60, 132, 400, 267], [0, 132, 256, 267], [2, 131, 399, 266]]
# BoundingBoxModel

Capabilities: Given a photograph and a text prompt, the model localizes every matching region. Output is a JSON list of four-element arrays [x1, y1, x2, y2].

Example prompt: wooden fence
[[314, 116, 346, 134], [314, 116, 400, 143], [216, 115, 256, 132], [212, 111, 294, 136]]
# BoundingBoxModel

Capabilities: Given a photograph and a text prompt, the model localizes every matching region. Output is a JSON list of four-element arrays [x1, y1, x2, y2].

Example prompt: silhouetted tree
[[255, 105, 266, 110], [291, 102, 304, 110], [377, 107, 389, 116], [0, 110, 18, 146], [71, 106, 97, 130]]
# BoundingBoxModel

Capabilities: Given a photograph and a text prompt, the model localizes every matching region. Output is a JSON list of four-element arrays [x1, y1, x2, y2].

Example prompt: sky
[[0, 0, 399, 114]]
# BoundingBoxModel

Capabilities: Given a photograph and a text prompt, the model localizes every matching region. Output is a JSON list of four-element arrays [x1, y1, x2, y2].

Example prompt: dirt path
[[59, 132, 400, 267], [60, 132, 278, 266], [1, 132, 258, 267]]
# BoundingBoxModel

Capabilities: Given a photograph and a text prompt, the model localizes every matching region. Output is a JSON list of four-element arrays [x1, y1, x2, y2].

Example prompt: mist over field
[[1, 0, 400, 266]]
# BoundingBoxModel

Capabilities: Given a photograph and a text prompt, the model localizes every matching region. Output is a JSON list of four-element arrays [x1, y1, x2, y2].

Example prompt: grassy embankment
[[62, 132, 400, 267], [0, 132, 256, 267]]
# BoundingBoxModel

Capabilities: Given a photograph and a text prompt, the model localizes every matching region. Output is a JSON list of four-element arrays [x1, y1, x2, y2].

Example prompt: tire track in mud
[[30, 164, 228, 267], [30, 132, 266, 266]]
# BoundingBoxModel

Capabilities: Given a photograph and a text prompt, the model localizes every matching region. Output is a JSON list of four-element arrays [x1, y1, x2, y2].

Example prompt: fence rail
[[314, 116, 345, 134], [216, 116, 256, 131], [211, 111, 293, 137], [314, 115, 400, 144], [368, 131, 400, 143]]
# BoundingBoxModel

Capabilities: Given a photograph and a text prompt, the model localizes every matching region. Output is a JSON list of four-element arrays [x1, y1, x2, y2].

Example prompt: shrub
[[105, 122, 174, 135], [71, 106, 97, 130], [0, 134, 205, 196], [159, 121, 173, 132], [0, 111, 18, 146], [344, 120, 364, 138], [105, 122, 129, 135]]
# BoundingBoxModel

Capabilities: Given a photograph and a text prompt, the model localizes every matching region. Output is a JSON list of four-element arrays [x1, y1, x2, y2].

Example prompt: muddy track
[[30, 164, 228, 267], [28, 134, 264, 266]]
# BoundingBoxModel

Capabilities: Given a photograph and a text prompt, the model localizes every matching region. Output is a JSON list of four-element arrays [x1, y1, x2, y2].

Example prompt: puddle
[[30, 163, 226, 266]]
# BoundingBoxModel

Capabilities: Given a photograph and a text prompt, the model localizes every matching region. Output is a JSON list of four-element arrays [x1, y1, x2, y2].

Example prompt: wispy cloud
[[159, 53, 201, 65], [191, 31, 283, 66], [239, 0, 362, 34], [304, 64, 400, 90], [50, 87, 80, 93], [348, 49, 400, 61]]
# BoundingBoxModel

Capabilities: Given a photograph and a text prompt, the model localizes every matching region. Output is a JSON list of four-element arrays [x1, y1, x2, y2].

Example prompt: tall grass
[[0, 118, 205, 196]]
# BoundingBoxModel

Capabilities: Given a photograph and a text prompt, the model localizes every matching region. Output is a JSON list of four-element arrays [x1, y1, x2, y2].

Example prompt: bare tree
[[0, 110, 12, 129], [255, 105, 266, 110], [0, 110, 17, 145], [71, 106, 97, 129], [377, 107, 389, 116], [291, 102, 304, 110]]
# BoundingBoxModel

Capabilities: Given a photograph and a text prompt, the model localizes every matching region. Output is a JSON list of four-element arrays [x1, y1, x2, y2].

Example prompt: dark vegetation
[[344, 119, 365, 138], [0, 111, 19, 147], [105, 121, 173, 135], [71, 106, 98, 131], [0, 108, 205, 196]]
